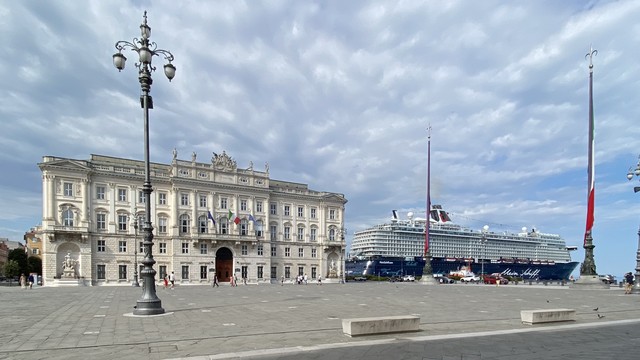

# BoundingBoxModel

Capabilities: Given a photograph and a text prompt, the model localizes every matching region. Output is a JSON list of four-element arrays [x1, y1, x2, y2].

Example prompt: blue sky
[[1, 0, 640, 279]]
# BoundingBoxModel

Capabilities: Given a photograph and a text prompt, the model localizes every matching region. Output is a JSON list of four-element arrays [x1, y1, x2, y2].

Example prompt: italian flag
[[584, 68, 595, 246]]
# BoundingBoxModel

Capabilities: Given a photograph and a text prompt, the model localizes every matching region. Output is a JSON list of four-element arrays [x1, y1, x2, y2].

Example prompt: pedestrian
[[28, 274, 34, 289], [229, 274, 235, 287], [303, 274, 308, 285], [212, 274, 219, 287], [242, 276, 247, 285], [317, 276, 322, 285], [163, 274, 169, 289], [169, 271, 175, 289], [19, 274, 26, 289], [281, 275, 284, 286], [624, 272, 634, 294]]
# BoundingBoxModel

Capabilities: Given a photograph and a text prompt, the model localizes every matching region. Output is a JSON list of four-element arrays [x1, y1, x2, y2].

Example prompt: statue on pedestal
[[329, 259, 338, 278], [62, 252, 77, 278]]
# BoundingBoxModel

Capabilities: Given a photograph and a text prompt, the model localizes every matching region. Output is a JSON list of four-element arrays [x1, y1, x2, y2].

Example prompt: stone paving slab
[[0, 282, 637, 360]]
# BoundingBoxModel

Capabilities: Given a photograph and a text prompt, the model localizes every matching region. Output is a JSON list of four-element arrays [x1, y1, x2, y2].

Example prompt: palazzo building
[[38, 151, 347, 286]]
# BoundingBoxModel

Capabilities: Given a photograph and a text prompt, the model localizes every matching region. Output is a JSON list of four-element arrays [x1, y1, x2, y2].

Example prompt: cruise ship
[[347, 206, 579, 280]]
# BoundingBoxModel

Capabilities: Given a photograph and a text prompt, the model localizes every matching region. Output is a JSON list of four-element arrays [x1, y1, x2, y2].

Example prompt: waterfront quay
[[1, 282, 638, 360]]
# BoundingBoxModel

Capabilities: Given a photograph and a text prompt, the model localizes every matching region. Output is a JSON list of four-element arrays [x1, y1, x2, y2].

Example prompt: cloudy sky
[[1, 0, 640, 278]]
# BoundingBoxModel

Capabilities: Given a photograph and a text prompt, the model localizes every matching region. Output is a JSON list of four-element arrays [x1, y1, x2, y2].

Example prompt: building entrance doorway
[[216, 247, 233, 282]]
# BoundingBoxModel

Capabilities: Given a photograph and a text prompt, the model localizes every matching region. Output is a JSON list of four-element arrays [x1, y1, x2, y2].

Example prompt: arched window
[[329, 228, 335, 241], [62, 208, 74, 227], [310, 226, 318, 242], [255, 220, 263, 237], [198, 215, 208, 233], [297, 225, 305, 242], [240, 219, 248, 236], [219, 217, 228, 234], [179, 214, 190, 234]]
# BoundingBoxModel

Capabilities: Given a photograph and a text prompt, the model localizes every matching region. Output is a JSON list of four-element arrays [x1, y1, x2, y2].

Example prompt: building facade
[[24, 229, 43, 258], [38, 151, 347, 286]]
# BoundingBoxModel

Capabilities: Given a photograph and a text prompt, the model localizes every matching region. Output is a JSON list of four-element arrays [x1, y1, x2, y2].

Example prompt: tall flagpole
[[574, 45, 606, 288], [421, 125, 437, 284]]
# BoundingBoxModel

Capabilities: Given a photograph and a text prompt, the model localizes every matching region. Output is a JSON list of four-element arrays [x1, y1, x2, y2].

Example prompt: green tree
[[4, 260, 20, 286], [27, 256, 42, 275], [8, 248, 28, 276]]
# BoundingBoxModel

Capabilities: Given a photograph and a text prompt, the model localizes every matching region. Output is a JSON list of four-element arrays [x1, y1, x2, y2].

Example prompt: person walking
[[163, 274, 169, 290], [624, 272, 634, 294], [27, 274, 34, 289], [169, 271, 175, 289], [281, 275, 284, 286], [317, 276, 322, 285], [212, 274, 219, 287], [19, 274, 26, 289]]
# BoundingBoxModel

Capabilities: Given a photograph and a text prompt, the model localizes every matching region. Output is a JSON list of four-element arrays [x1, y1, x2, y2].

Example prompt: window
[[271, 266, 277, 279], [159, 265, 167, 279], [32, 248, 38, 255], [285, 266, 291, 279], [241, 266, 248, 280], [271, 246, 276, 257], [240, 199, 247, 211], [298, 248, 304, 257], [96, 186, 105, 200], [298, 206, 304, 217], [257, 245, 263, 256], [284, 226, 291, 240], [97, 240, 106, 252], [181, 265, 189, 280], [139, 241, 144, 253], [158, 217, 167, 234], [199, 195, 207, 208], [158, 192, 167, 205], [119, 265, 127, 280], [62, 208, 74, 227], [311, 267, 317, 279], [297, 227, 304, 241], [119, 240, 127, 252], [255, 221, 263, 237], [311, 248, 317, 258], [310, 228, 317, 242], [64, 182, 73, 197], [118, 188, 127, 202], [197, 242, 207, 255], [240, 219, 248, 236], [181, 193, 189, 206], [329, 228, 336, 241], [97, 265, 106, 280], [118, 214, 128, 231], [181, 242, 189, 254], [270, 225, 277, 241], [256, 201, 263, 213], [257, 266, 263, 279], [96, 213, 106, 230], [284, 205, 290, 216], [298, 266, 304, 277], [200, 265, 208, 280], [180, 214, 190, 234], [220, 197, 228, 209], [219, 219, 228, 234], [329, 209, 336, 220], [285, 247, 290, 257], [159, 242, 167, 254], [198, 215, 208, 233], [270, 203, 277, 215], [138, 190, 145, 204], [310, 208, 317, 219], [241, 245, 248, 255]]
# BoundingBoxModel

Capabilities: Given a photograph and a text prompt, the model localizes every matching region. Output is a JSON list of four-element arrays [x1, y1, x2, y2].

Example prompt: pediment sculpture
[[211, 151, 237, 171]]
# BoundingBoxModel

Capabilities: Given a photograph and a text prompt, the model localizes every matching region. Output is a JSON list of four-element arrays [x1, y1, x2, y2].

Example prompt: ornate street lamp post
[[340, 228, 347, 284], [481, 225, 489, 279], [132, 219, 140, 287], [113, 11, 175, 315], [626, 156, 640, 293]]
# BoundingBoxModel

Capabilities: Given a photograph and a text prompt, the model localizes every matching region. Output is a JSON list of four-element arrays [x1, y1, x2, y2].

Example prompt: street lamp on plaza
[[132, 218, 140, 287], [481, 225, 489, 278], [340, 228, 347, 284], [113, 11, 175, 315], [626, 156, 640, 292]]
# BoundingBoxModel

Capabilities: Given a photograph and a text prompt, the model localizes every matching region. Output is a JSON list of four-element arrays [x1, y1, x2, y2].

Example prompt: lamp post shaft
[[132, 220, 139, 287]]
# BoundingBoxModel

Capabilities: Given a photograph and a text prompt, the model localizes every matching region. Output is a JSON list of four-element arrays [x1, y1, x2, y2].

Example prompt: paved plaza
[[0, 281, 638, 359]]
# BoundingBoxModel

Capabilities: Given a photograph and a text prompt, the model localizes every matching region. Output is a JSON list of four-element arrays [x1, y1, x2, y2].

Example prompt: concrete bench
[[342, 315, 420, 336], [520, 309, 576, 325]]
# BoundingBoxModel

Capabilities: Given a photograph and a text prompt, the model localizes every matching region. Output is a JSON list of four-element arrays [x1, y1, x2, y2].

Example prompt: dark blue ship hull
[[346, 257, 579, 280]]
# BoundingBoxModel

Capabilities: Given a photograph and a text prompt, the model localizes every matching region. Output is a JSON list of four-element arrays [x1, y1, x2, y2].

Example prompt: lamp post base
[[133, 298, 165, 315]]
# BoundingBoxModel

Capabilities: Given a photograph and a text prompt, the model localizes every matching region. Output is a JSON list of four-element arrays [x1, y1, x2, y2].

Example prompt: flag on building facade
[[207, 211, 216, 225], [228, 209, 233, 220], [248, 214, 256, 223], [234, 216, 241, 225]]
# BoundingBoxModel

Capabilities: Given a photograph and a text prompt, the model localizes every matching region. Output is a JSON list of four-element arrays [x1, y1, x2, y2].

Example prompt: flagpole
[[573, 46, 607, 288], [421, 125, 437, 284]]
